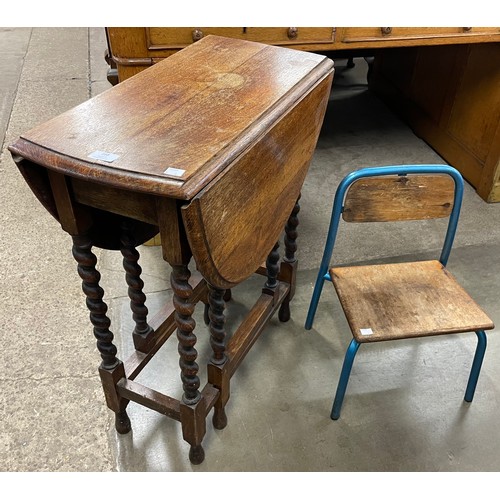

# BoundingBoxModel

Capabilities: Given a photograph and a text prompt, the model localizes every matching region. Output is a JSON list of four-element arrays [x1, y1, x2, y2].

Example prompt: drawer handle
[[463, 27, 472, 32], [381, 27, 392, 35], [192, 29, 204, 42], [288, 27, 298, 39]]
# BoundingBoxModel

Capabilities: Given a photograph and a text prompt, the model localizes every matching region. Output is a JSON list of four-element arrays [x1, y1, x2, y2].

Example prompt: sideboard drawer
[[146, 27, 334, 50], [147, 27, 242, 48], [340, 27, 500, 45]]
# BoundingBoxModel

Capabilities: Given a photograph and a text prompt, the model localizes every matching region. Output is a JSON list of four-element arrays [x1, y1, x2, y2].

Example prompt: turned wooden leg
[[120, 219, 154, 349], [264, 241, 280, 293], [279, 195, 300, 322], [284, 195, 300, 264], [207, 284, 227, 366], [171, 264, 201, 406], [72, 234, 131, 434], [204, 288, 231, 325], [207, 284, 228, 429], [171, 264, 206, 462]]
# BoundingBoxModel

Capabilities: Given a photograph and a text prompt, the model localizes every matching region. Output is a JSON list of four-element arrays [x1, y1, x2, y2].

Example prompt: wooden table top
[[9, 35, 333, 200]]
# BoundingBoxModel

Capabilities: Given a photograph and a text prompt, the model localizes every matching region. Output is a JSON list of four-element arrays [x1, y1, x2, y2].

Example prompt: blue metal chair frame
[[304, 164, 488, 420]]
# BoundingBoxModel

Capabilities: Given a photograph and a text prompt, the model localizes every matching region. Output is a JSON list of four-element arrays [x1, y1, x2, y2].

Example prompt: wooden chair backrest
[[342, 174, 455, 223]]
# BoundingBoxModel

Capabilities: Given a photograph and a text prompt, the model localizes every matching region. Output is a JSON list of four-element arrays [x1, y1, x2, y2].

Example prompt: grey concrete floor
[[1, 28, 500, 473]]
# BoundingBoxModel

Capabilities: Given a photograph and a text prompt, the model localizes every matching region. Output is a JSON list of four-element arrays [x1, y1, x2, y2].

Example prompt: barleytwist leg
[[279, 195, 300, 322], [171, 264, 201, 405], [203, 288, 231, 325], [72, 234, 131, 433], [207, 284, 228, 429], [73, 234, 119, 370], [120, 219, 154, 346], [264, 242, 280, 292], [208, 285, 227, 366], [284, 195, 300, 263]]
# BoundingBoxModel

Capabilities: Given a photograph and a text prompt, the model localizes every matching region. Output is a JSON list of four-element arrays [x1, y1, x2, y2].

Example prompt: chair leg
[[331, 339, 361, 420], [464, 330, 487, 403], [305, 276, 327, 330]]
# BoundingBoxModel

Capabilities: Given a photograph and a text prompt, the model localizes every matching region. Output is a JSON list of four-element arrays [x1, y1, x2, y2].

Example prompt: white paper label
[[88, 150, 119, 163], [360, 328, 374, 336], [163, 167, 186, 177]]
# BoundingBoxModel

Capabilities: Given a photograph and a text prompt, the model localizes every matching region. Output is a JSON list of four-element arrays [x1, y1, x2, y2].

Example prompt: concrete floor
[[1, 27, 500, 472]]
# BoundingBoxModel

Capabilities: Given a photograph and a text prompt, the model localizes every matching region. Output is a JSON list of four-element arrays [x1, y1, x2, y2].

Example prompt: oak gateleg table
[[9, 35, 333, 464]]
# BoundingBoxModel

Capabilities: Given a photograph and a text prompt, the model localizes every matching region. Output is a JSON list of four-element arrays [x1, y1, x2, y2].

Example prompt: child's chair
[[305, 165, 494, 420]]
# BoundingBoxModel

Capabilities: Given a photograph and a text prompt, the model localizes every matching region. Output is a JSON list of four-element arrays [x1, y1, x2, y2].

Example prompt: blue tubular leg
[[331, 339, 361, 420], [305, 273, 327, 330], [464, 330, 487, 403], [305, 170, 357, 330]]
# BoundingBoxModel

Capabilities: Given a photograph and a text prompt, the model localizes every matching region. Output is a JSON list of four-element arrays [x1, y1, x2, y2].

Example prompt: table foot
[[115, 410, 132, 434], [213, 407, 228, 429], [189, 444, 205, 465], [278, 301, 291, 322]]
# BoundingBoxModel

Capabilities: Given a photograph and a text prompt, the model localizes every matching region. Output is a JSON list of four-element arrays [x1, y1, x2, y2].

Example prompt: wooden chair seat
[[330, 260, 494, 343], [306, 165, 495, 420]]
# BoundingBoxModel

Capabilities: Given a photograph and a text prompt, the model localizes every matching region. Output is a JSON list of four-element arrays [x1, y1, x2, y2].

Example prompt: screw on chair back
[[305, 164, 494, 420]]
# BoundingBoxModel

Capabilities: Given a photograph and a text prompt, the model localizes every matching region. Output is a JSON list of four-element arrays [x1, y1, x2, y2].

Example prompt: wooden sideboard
[[105, 27, 500, 202]]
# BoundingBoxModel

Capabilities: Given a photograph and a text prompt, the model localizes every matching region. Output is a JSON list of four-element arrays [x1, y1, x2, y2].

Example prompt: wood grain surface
[[182, 72, 333, 288], [343, 174, 455, 222], [9, 35, 332, 200], [330, 260, 494, 343]]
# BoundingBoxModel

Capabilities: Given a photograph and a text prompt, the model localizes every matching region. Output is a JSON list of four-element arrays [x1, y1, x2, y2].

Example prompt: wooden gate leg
[[120, 219, 154, 350], [278, 195, 300, 322], [263, 241, 280, 294], [207, 283, 229, 429], [171, 264, 201, 405], [284, 195, 300, 263], [72, 234, 131, 434], [171, 263, 207, 463]]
